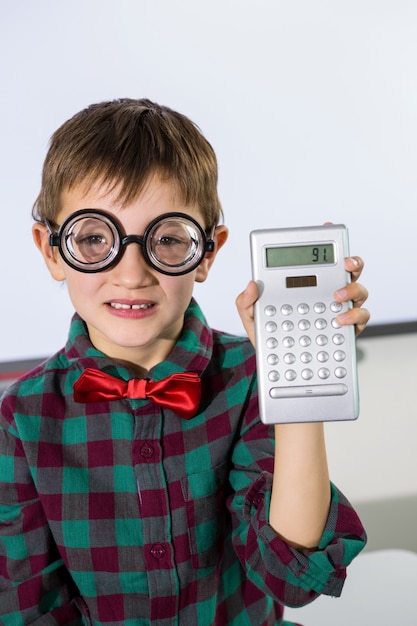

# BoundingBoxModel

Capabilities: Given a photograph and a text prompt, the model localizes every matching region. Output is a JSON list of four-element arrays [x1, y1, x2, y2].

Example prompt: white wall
[[326, 331, 417, 552], [327, 332, 417, 503], [1, 0, 417, 362]]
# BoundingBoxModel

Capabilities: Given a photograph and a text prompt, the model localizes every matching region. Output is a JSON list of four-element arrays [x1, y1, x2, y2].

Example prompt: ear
[[195, 225, 229, 283], [32, 222, 66, 281]]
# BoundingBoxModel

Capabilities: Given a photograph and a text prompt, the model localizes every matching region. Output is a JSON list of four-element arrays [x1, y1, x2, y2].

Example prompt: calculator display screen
[[265, 243, 335, 268]]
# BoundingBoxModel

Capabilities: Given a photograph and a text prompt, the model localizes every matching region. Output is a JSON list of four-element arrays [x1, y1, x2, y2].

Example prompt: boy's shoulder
[[210, 328, 256, 366], [212, 328, 253, 348]]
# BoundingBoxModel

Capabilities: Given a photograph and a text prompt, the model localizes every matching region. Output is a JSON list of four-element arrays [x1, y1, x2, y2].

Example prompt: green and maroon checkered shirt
[[0, 299, 365, 625]]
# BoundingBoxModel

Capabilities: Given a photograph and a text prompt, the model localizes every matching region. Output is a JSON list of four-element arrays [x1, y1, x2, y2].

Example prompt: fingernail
[[337, 312, 349, 322]]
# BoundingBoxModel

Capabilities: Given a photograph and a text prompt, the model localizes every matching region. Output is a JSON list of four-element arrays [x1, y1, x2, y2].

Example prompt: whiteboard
[[1, 0, 416, 362]]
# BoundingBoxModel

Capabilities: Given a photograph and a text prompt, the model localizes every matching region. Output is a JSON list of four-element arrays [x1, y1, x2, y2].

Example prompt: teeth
[[110, 302, 152, 310]]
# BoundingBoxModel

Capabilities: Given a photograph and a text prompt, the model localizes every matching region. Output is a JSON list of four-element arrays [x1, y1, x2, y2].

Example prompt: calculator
[[250, 224, 359, 424]]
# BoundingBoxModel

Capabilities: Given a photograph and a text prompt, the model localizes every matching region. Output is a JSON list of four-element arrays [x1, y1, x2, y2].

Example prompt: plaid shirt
[[0, 299, 366, 625]]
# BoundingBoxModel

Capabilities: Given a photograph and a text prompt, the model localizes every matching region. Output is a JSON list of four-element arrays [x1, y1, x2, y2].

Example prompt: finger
[[334, 282, 369, 308], [236, 280, 259, 311], [344, 256, 363, 282], [336, 306, 371, 337]]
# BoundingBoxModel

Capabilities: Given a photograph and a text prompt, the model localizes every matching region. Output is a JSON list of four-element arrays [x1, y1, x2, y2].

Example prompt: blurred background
[[1, 0, 416, 361]]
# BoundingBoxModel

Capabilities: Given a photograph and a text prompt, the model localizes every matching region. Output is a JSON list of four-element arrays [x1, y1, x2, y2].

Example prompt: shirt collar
[[64, 298, 213, 380]]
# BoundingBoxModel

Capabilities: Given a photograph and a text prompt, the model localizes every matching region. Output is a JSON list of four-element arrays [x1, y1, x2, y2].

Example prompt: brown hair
[[32, 98, 223, 229]]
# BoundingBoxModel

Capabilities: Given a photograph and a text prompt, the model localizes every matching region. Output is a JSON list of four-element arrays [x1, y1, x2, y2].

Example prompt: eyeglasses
[[47, 209, 215, 275]]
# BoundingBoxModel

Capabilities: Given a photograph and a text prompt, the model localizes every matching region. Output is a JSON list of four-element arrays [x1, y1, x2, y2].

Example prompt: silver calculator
[[250, 224, 359, 424]]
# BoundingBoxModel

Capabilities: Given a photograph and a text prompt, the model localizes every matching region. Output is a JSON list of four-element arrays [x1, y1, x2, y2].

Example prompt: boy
[[0, 99, 369, 625]]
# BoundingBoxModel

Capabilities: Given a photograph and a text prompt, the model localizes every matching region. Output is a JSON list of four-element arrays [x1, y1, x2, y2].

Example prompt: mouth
[[109, 302, 155, 310]]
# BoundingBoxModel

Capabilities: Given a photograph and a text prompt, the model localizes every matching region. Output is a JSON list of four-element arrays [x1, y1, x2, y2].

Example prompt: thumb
[[236, 280, 259, 345]]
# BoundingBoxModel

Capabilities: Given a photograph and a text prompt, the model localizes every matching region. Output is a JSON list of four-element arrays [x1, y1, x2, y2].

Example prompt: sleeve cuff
[[242, 473, 367, 598]]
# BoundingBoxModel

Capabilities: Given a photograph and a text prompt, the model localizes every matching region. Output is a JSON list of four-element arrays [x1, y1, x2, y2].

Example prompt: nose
[[111, 239, 155, 288]]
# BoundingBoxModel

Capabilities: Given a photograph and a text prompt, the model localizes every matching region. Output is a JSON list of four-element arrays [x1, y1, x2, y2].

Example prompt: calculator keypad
[[262, 300, 348, 390]]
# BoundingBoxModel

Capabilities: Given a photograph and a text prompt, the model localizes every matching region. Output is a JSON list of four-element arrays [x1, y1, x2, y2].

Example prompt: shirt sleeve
[[227, 391, 367, 608], [0, 396, 84, 625]]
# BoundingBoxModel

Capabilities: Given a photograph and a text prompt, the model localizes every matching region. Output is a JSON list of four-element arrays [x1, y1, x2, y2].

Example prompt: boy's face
[[33, 176, 228, 372]]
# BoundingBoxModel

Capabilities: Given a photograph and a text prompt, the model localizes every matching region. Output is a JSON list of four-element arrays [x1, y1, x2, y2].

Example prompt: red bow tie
[[74, 368, 201, 420]]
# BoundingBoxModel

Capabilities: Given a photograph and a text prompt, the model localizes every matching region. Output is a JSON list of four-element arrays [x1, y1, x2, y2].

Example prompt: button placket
[[132, 408, 178, 610]]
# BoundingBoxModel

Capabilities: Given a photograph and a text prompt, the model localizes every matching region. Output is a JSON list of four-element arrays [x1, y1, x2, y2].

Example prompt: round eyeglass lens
[[146, 216, 204, 273], [62, 214, 120, 270]]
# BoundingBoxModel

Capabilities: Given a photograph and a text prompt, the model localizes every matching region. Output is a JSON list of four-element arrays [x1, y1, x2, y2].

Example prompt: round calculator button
[[334, 350, 346, 362], [317, 351, 329, 363], [318, 368, 330, 379], [300, 352, 312, 363], [281, 304, 293, 316], [267, 354, 279, 365], [265, 321, 277, 333], [264, 305, 276, 317], [335, 367, 347, 378], [332, 333, 345, 345], [301, 368, 314, 380], [330, 301, 343, 313], [314, 302, 326, 314], [283, 336, 295, 348], [285, 369, 297, 381], [284, 353, 296, 364], [282, 320, 294, 332], [315, 318, 327, 330], [316, 334, 328, 346], [299, 335, 311, 347], [268, 370, 280, 382], [298, 319, 310, 331], [297, 303, 310, 315], [331, 318, 342, 329], [266, 338, 278, 349]]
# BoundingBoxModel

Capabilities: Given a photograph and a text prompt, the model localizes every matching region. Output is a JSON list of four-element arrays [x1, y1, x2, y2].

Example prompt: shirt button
[[140, 444, 154, 458], [150, 543, 166, 559]]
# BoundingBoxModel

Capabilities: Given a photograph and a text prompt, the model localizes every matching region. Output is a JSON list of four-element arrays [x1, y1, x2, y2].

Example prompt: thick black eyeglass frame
[[46, 209, 216, 276]]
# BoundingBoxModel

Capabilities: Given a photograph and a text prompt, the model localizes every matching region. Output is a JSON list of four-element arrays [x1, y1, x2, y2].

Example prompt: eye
[[70, 227, 112, 262], [77, 233, 108, 246], [155, 234, 187, 247]]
